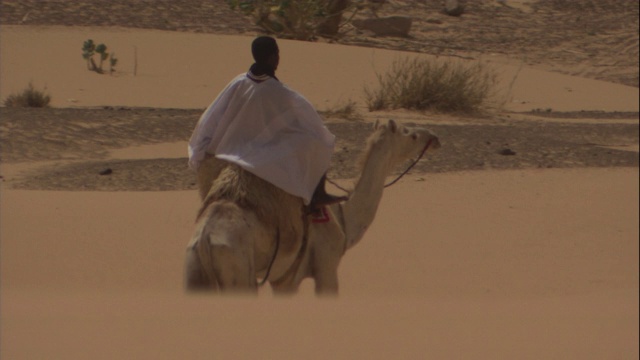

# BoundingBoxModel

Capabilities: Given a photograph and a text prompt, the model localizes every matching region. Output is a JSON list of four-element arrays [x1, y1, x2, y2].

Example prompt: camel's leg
[[270, 272, 304, 295], [196, 202, 259, 293], [270, 263, 338, 295], [268, 215, 310, 295], [309, 216, 345, 296], [184, 245, 214, 291], [184, 201, 259, 293], [208, 241, 257, 293], [314, 268, 339, 295], [185, 230, 257, 293], [312, 243, 341, 295]]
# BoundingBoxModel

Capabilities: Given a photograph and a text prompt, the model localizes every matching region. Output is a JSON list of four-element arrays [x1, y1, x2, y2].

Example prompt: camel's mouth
[[417, 131, 440, 152], [410, 126, 440, 152], [428, 136, 442, 150]]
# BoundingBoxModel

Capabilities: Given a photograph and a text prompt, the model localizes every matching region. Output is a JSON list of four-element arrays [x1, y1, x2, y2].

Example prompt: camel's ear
[[388, 119, 398, 133]]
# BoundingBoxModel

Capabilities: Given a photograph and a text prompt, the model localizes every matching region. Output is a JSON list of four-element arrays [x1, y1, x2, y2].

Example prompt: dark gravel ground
[[1, 107, 637, 191]]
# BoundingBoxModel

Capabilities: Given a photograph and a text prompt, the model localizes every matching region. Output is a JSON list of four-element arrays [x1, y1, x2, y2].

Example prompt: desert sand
[[1, 1, 639, 359]]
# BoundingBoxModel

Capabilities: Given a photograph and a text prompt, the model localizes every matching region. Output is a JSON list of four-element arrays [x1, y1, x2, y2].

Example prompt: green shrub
[[364, 57, 498, 113], [82, 39, 118, 74], [227, 0, 359, 40], [3, 83, 51, 108]]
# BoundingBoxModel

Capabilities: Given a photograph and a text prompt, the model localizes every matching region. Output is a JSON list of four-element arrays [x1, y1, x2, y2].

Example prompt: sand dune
[[1, 26, 638, 112]]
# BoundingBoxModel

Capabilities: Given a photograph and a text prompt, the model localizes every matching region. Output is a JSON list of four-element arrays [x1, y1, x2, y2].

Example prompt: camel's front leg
[[308, 213, 346, 296], [314, 269, 339, 295]]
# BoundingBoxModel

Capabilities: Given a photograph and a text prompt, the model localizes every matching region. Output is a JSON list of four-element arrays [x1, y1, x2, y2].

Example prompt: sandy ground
[[1, 169, 638, 359], [1, 1, 639, 359]]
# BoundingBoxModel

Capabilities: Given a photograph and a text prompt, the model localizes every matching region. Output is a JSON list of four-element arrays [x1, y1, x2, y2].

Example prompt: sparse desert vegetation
[[82, 39, 118, 74], [320, 99, 361, 121], [364, 57, 498, 114], [3, 82, 51, 108]]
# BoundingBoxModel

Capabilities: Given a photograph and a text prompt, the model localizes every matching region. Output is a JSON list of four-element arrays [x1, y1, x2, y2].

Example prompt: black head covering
[[249, 36, 279, 79], [251, 36, 279, 64]]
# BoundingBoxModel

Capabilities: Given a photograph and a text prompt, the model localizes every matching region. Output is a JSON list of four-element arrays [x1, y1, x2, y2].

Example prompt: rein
[[258, 228, 280, 286], [259, 214, 311, 287]]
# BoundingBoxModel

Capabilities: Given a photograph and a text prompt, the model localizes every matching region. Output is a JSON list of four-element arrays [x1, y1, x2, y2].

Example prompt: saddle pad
[[310, 206, 330, 223]]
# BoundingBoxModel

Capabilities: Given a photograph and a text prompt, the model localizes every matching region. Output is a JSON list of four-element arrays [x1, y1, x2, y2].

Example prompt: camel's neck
[[341, 141, 393, 248]]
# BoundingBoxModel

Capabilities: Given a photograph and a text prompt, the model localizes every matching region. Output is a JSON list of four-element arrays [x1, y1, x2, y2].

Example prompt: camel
[[268, 119, 440, 294], [184, 119, 440, 294]]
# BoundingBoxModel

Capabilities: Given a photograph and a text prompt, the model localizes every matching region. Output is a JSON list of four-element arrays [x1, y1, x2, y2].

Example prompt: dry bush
[[364, 57, 498, 114], [3, 83, 51, 108], [320, 99, 361, 121]]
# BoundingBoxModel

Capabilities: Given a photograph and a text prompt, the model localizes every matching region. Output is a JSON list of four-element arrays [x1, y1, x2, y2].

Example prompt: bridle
[[384, 137, 434, 188], [327, 137, 434, 193]]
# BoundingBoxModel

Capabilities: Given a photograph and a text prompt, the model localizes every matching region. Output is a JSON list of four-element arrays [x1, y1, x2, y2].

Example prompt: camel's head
[[372, 119, 440, 163]]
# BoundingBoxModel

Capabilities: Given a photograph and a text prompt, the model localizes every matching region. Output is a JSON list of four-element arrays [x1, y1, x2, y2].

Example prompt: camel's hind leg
[[185, 241, 256, 292], [208, 240, 257, 293], [187, 201, 259, 293], [185, 244, 216, 291]]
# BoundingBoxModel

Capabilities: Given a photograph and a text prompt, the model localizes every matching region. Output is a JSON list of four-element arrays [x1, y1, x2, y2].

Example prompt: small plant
[[3, 82, 51, 108], [109, 52, 118, 74], [82, 39, 118, 74], [364, 57, 499, 114]]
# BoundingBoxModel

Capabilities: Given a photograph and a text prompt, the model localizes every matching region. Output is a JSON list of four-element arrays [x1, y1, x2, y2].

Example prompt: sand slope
[[2, 169, 638, 359], [1, 26, 638, 112]]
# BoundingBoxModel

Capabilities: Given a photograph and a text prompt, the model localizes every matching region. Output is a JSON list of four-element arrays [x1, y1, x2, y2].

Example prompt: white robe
[[188, 73, 335, 204]]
